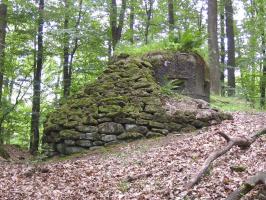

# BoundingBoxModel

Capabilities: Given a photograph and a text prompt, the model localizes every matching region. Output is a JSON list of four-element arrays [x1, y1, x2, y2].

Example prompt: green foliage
[[211, 95, 261, 112], [160, 79, 184, 96], [116, 30, 206, 57]]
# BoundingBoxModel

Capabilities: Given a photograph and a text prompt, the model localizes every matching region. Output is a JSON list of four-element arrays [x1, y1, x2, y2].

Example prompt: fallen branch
[[225, 172, 266, 200], [187, 128, 266, 189]]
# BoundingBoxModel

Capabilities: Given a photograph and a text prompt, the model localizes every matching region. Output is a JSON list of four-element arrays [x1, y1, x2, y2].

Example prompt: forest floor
[[0, 112, 265, 200]]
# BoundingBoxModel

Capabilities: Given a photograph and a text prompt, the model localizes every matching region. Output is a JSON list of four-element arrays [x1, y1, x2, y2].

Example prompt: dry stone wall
[[43, 53, 231, 156]]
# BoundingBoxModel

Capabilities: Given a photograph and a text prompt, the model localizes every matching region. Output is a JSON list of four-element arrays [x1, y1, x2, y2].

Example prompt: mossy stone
[[146, 132, 163, 138], [98, 122, 124, 135], [99, 105, 121, 113], [149, 121, 165, 129], [117, 132, 144, 140], [63, 121, 79, 128], [59, 130, 81, 139]]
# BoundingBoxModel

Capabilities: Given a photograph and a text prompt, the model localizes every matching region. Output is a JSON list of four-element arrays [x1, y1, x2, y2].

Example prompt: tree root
[[225, 172, 266, 200], [187, 128, 266, 189]]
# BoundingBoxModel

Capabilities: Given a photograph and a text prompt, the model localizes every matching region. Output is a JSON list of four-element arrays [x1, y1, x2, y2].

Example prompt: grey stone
[[149, 121, 165, 129], [65, 146, 85, 154], [76, 140, 92, 147], [75, 125, 98, 133], [146, 132, 163, 138], [101, 135, 117, 142], [151, 128, 169, 135], [90, 146, 104, 151], [64, 140, 75, 145], [59, 129, 80, 139], [165, 122, 182, 131], [93, 141, 104, 146], [192, 120, 206, 129], [117, 132, 144, 140], [56, 143, 65, 154], [104, 140, 120, 146], [125, 124, 148, 134], [136, 119, 149, 125], [114, 117, 136, 124], [97, 117, 113, 123], [98, 122, 124, 135], [80, 133, 100, 140]]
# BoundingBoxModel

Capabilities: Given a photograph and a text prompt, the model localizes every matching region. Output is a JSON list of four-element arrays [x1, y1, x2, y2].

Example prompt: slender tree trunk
[[260, 31, 266, 108], [63, 0, 70, 98], [0, 3, 7, 144], [0, 3, 7, 107], [8, 79, 13, 103], [30, 0, 44, 155], [68, 0, 83, 91], [110, 0, 127, 50], [220, 0, 226, 96], [225, 0, 236, 96], [144, 0, 154, 45], [208, 0, 220, 94], [129, 0, 135, 44], [168, 0, 174, 36]]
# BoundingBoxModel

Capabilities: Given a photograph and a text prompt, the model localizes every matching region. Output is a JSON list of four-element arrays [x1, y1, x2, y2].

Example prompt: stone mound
[[43, 52, 231, 155]]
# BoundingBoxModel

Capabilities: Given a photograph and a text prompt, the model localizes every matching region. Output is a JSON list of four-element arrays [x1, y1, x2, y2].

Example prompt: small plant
[[117, 180, 130, 193], [160, 79, 185, 96]]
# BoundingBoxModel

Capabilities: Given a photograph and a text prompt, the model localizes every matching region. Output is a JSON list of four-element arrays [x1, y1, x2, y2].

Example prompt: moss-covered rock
[[43, 52, 232, 156]]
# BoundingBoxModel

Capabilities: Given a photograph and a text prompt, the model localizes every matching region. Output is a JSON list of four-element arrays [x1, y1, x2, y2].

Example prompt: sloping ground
[[0, 112, 265, 200], [0, 145, 31, 162]]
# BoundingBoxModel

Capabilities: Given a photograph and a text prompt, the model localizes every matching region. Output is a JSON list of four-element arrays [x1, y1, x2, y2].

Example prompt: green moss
[[99, 105, 122, 113], [99, 96, 129, 105], [59, 130, 81, 139]]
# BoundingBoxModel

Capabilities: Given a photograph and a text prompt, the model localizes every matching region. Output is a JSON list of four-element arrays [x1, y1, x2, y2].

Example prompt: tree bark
[[0, 3, 7, 144], [225, 0, 236, 96], [144, 0, 154, 45], [129, 0, 135, 44], [110, 0, 127, 50], [30, 0, 44, 155], [187, 129, 266, 189], [68, 0, 83, 95], [168, 0, 174, 35], [208, 0, 220, 95], [260, 31, 266, 108], [63, 0, 70, 98], [0, 3, 7, 107], [220, 0, 226, 96]]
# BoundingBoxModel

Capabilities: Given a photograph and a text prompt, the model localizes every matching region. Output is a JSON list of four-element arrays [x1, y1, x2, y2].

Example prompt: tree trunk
[[225, 0, 236, 96], [144, 0, 154, 45], [260, 31, 266, 108], [129, 0, 135, 44], [30, 0, 44, 155], [220, 0, 226, 96], [63, 0, 70, 98], [68, 0, 83, 92], [168, 0, 174, 35], [208, 0, 220, 95], [0, 3, 7, 144], [110, 0, 127, 50]]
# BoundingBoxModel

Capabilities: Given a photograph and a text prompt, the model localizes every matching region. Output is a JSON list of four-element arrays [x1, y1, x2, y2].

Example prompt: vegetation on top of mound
[[115, 30, 207, 60]]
